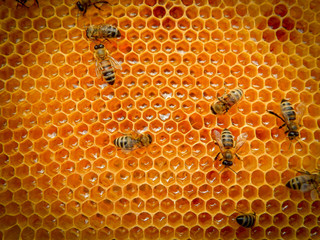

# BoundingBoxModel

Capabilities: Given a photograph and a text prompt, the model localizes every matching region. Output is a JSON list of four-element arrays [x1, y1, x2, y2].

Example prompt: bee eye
[[94, 45, 99, 49], [288, 132, 295, 137], [99, 44, 104, 48]]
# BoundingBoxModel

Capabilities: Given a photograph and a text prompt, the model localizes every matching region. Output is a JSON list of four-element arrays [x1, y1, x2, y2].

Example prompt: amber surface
[[0, 0, 320, 239]]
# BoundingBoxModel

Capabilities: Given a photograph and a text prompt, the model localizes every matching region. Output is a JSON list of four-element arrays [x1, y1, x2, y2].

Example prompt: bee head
[[76, 1, 84, 11], [288, 131, 299, 140], [94, 44, 104, 50], [222, 159, 233, 166], [141, 134, 152, 146]]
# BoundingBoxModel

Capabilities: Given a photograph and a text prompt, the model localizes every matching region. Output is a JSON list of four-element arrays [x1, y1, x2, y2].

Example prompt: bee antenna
[[297, 139, 303, 148]]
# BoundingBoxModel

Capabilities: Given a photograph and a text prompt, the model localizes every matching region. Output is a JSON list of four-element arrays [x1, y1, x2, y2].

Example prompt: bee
[[16, 0, 39, 7], [114, 131, 153, 151], [86, 25, 121, 41], [94, 44, 122, 85], [213, 129, 247, 174], [286, 170, 320, 200], [236, 212, 256, 228], [267, 99, 306, 142], [211, 88, 243, 115], [76, 0, 109, 15]]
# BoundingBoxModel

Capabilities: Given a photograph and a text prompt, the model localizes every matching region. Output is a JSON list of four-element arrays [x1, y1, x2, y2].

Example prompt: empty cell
[[237, 53, 249, 66]]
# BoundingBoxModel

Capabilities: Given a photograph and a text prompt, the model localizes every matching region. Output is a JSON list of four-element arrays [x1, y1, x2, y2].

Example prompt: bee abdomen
[[281, 100, 296, 120], [101, 61, 115, 84], [114, 136, 132, 149], [286, 176, 309, 190], [236, 214, 255, 228], [221, 129, 234, 148]]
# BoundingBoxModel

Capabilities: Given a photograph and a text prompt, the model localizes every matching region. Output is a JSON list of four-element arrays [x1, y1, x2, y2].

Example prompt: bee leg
[[214, 152, 221, 161], [16, 0, 28, 8], [279, 123, 286, 129], [93, 3, 102, 10], [83, 5, 87, 15], [267, 110, 286, 122], [219, 166, 226, 174], [228, 167, 238, 175], [34, 0, 39, 6], [235, 153, 242, 161]]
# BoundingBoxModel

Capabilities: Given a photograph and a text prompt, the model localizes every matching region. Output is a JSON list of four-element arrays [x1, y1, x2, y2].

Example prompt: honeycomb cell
[[0, 0, 319, 237]]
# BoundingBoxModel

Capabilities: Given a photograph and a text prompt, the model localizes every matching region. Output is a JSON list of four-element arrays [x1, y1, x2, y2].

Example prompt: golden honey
[[0, 0, 320, 239]]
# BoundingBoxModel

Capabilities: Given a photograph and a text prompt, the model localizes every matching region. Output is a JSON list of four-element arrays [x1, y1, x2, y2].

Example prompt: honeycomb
[[0, 0, 320, 239]]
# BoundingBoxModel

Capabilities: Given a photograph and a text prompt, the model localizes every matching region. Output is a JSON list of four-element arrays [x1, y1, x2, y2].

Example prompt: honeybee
[[76, 0, 109, 15], [16, 0, 39, 7], [94, 44, 122, 85], [213, 129, 247, 174], [236, 212, 256, 228], [267, 99, 306, 142], [114, 131, 153, 151], [86, 25, 121, 41], [211, 88, 243, 115], [286, 170, 320, 200]]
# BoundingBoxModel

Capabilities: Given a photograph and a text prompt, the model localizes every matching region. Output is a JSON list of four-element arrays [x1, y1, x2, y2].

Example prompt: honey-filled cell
[[0, 0, 319, 238]]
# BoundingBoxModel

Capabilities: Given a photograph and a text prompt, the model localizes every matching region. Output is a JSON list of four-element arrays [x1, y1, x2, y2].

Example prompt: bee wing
[[296, 102, 306, 124], [108, 55, 122, 70], [136, 126, 148, 135], [310, 189, 319, 200], [235, 132, 248, 152], [128, 130, 141, 139], [121, 148, 133, 154], [95, 60, 102, 78], [213, 130, 225, 152], [300, 183, 314, 193]]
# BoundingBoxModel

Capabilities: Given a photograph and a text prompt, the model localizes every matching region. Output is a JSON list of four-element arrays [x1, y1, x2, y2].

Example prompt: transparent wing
[[121, 148, 134, 154], [95, 60, 102, 78], [310, 189, 319, 200], [296, 102, 306, 124], [129, 130, 141, 139], [108, 55, 122, 70], [213, 130, 224, 152], [235, 132, 248, 152], [300, 183, 314, 193]]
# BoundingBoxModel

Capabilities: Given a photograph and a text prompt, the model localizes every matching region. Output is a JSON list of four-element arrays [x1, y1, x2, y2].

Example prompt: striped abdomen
[[281, 99, 296, 121], [221, 129, 234, 149], [114, 136, 136, 149], [286, 175, 314, 192], [236, 214, 256, 228], [101, 60, 116, 85]]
